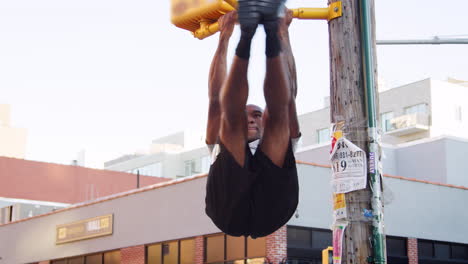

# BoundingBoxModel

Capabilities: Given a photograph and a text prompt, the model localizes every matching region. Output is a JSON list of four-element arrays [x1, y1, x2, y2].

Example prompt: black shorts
[[205, 140, 299, 238]]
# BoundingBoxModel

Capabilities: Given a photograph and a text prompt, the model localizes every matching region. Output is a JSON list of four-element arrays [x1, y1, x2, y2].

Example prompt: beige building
[[0, 104, 27, 159]]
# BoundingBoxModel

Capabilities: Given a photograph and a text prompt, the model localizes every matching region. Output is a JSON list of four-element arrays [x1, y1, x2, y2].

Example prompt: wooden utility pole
[[328, 0, 385, 263]]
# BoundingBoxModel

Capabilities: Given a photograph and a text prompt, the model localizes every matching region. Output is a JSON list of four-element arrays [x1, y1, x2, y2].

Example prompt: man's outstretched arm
[[206, 12, 236, 145], [279, 9, 300, 138]]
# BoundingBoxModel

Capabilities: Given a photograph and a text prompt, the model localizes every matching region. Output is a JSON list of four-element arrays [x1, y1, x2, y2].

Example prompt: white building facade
[[104, 78, 468, 187]]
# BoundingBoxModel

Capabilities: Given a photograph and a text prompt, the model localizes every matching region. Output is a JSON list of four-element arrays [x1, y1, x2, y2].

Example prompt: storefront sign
[[56, 214, 113, 244]]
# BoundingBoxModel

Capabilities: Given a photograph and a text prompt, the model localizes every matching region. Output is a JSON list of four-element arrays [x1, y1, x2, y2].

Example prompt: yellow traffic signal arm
[[172, 0, 342, 40], [293, 1, 342, 21]]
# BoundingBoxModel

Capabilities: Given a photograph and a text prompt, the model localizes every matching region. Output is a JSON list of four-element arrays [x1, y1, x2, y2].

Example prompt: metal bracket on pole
[[292, 1, 342, 21]]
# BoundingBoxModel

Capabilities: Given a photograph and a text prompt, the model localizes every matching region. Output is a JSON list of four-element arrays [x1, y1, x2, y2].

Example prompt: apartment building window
[[185, 157, 208, 177], [317, 128, 330, 144], [184, 159, 199, 176], [147, 238, 195, 264], [128, 162, 162, 177], [380, 112, 394, 132], [205, 233, 266, 263], [455, 105, 463, 122], [201, 155, 210, 174], [405, 103, 427, 115]]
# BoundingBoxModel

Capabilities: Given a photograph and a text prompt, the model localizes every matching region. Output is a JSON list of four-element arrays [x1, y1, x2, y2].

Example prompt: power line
[[377, 36, 468, 45]]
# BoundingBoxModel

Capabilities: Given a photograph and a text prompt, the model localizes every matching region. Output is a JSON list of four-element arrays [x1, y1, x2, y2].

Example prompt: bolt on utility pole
[[328, 0, 387, 263]]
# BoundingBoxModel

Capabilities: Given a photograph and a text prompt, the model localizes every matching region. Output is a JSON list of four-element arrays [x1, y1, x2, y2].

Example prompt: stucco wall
[[395, 139, 448, 184], [384, 176, 468, 243]]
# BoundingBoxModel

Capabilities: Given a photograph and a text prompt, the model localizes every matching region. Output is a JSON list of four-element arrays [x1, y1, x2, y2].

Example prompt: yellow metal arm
[[180, 1, 342, 40], [194, 20, 220, 40], [293, 1, 342, 21]]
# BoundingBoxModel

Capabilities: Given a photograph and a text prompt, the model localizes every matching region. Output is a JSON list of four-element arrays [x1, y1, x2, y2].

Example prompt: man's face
[[246, 104, 264, 142]]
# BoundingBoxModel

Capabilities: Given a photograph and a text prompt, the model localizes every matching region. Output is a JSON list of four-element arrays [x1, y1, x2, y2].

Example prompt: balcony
[[385, 113, 430, 136]]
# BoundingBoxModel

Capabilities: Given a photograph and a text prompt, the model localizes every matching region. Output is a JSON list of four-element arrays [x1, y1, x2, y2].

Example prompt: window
[[247, 236, 266, 258], [185, 158, 204, 176], [287, 227, 332, 264], [311, 230, 332, 250], [129, 162, 162, 177], [317, 128, 330, 144], [68, 257, 85, 264], [452, 244, 468, 260], [418, 239, 468, 262], [380, 112, 394, 132], [205, 234, 266, 264], [287, 226, 332, 250], [103, 251, 120, 264], [386, 237, 407, 257], [148, 244, 162, 264], [147, 238, 195, 264], [180, 239, 195, 264], [405, 103, 427, 115], [85, 254, 102, 264], [51, 260, 68, 264], [51, 250, 120, 264], [418, 240, 434, 258], [163, 241, 178, 264], [206, 235, 225, 263], [227, 236, 245, 260], [434, 242, 450, 259], [184, 160, 200, 176], [287, 227, 311, 248], [455, 105, 463, 122], [201, 155, 210, 174]]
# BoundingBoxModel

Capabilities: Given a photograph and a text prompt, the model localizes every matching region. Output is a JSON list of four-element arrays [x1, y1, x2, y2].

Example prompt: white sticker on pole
[[330, 137, 367, 193]]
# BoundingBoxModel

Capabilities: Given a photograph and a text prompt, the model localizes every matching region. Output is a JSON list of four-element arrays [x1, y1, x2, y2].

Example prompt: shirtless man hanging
[[205, 1, 301, 238]]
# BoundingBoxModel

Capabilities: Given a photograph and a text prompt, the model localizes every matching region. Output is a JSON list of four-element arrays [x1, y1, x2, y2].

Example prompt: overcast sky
[[1, 0, 467, 168]]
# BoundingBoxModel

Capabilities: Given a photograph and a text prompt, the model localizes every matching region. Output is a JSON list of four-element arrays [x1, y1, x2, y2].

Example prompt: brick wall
[[266, 226, 287, 264], [121, 245, 145, 264], [195, 236, 204, 264], [408, 237, 418, 264]]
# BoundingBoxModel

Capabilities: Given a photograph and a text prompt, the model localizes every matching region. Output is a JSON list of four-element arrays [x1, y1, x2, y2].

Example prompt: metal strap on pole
[[359, 0, 387, 263]]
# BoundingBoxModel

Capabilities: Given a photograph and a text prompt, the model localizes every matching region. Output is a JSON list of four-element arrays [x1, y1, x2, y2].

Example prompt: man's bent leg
[[219, 18, 258, 166], [219, 57, 250, 167], [207, 55, 253, 236], [260, 54, 292, 167]]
